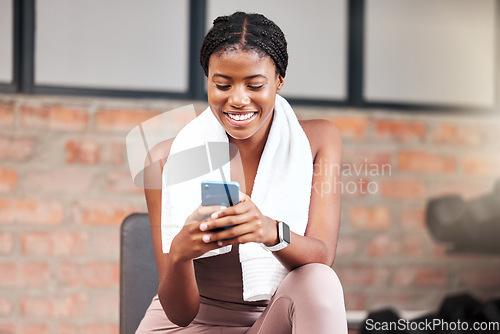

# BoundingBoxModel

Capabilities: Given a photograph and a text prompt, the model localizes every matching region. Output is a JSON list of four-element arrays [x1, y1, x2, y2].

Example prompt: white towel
[[161, 94, 313, 301]]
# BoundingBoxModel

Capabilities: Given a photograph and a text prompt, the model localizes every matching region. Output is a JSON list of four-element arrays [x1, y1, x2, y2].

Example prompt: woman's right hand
[[169, 204, 227, 262]]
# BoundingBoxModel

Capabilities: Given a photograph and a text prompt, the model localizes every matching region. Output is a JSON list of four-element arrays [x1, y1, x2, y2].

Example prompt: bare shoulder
[[145, 137, 175, 170], [142, 138, 175, 190], [299, 119, 342, 159]]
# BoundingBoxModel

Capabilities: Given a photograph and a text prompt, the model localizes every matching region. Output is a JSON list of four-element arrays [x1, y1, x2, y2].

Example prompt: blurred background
[[0, 0, 499, 333]]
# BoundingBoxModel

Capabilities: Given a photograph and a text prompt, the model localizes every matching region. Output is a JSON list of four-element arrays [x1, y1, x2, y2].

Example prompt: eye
[[216, 84, 231, 90], [248, 85, 264, 91]]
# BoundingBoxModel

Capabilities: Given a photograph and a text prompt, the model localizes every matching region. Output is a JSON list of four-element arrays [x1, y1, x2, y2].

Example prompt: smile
[[226, 112, 255, 120], [223, 111, 258, 126]]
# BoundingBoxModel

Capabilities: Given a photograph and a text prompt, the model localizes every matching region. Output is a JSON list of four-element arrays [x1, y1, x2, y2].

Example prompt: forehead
[[208, 49, 276, 77]]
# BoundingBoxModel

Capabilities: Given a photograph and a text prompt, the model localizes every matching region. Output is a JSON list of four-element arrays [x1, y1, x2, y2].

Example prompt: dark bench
[[120, 213, 158, 334]]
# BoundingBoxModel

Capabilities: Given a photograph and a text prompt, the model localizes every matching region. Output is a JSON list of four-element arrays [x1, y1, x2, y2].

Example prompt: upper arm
[[143, 138, 174, 282], [303, 119, 343, 264]]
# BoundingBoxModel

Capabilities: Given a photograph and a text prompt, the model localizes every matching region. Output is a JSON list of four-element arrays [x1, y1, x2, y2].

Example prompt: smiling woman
[[138, 11, 346, 334]]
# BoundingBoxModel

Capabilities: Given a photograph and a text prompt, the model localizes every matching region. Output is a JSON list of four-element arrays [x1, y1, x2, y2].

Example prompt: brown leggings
[[136, 263, 347, 333]]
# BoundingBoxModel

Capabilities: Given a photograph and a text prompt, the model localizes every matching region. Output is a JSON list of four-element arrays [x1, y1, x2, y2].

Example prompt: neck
[[229, 115, 272, 159]]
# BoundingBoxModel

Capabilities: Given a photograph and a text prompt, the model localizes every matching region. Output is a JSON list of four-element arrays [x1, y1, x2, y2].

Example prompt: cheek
[[254, 89, 277, 107], [207, 88, 225, 106]]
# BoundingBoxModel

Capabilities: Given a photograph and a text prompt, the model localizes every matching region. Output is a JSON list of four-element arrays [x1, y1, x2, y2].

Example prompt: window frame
[[1, 0, 498, 114]]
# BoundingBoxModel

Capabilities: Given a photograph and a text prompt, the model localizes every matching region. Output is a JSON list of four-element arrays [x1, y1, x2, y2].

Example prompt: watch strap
[[261, 220, 290, 252]]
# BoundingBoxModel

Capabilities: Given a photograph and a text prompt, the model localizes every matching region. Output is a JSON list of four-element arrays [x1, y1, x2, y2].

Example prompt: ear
[[276, 74, 284, 94]]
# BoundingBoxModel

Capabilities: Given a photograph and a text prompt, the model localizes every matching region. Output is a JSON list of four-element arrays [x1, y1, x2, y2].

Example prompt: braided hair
[[200, 12, 288, 78]]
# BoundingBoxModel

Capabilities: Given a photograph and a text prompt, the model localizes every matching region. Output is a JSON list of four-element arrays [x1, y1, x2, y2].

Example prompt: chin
[[226, 129, 256, 141]]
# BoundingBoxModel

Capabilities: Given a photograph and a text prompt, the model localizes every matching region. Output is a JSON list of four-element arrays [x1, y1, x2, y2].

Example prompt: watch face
[[282, 222, 291, 244]]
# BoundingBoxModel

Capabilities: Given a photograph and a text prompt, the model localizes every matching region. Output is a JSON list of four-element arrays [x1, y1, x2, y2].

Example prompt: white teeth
[[227, 112, 255, 121]]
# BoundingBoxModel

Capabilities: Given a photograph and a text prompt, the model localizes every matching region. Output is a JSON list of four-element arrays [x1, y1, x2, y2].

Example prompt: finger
[[210, 200, 251, 220], [198, 240, 228, 255], [204, 209, 255, 231], [217, 231, 260, 247], [194, 231, 225, 247], [193, 204, 227, 222], [200, 232, 231, 244], [202, 212, 259, 240], [213, 221, 258, 241], [197, 204, 227, 217]]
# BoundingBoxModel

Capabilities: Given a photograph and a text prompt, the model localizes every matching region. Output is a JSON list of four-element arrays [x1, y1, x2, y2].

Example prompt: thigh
[[136, 295, 258, 334], [136, 295, 216, 333]]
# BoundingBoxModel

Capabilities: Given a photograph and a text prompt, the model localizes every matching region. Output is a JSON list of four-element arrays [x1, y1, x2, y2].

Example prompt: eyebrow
[[212, 73, 267, 80]]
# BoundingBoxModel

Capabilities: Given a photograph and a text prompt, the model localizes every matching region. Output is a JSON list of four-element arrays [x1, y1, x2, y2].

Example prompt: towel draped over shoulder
[[161, 94, 313, 301]]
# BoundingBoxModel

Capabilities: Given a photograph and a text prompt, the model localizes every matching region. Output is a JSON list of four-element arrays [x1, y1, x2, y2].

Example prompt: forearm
[[272, 232, 336, 271], [205, 203, 339, 270], [158, 255, 199, 327]]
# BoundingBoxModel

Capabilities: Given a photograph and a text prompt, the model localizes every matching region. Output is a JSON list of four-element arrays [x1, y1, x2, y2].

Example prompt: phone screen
[[201, 181, 240, 207]]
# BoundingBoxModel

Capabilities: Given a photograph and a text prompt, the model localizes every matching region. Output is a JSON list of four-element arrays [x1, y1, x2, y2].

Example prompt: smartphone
[[201, 181, 240, 231]]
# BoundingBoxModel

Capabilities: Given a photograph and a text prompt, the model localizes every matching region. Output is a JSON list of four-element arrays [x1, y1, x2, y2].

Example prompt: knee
[[279, 263, 344, 305]]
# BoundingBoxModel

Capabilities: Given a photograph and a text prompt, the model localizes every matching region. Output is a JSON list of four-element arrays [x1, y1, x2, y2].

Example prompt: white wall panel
[[0, 0, 13, 83], [207, 0, 347, 100], [365, 0, 496, 107], [35, 0, 189, 92]]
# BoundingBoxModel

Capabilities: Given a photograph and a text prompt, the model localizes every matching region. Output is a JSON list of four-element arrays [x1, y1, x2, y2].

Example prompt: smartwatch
[[262, 220, 291, 252]]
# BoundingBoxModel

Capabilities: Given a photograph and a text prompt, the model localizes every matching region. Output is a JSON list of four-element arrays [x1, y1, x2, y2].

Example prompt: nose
[[228, 87, 250, 108]]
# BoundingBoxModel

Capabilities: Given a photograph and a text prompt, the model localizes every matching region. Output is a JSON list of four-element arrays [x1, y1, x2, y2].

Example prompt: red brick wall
[[1, 94, 500, 331]]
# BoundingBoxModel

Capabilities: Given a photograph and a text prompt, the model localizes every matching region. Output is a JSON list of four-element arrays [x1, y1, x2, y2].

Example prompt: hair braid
[[200, 12, 288, 77]]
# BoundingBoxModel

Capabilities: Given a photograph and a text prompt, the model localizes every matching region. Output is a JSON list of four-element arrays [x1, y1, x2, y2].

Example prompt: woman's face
[[207, 50, 284, 141]]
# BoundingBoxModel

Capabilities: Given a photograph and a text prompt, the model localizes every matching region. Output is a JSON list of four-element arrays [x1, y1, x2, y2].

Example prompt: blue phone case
[[201, 181, 240, 207], [201, 181, 240, 232]]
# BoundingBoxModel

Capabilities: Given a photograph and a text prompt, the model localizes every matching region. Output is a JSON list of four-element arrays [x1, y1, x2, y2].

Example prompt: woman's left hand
[[199, 191, 279, 247]]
